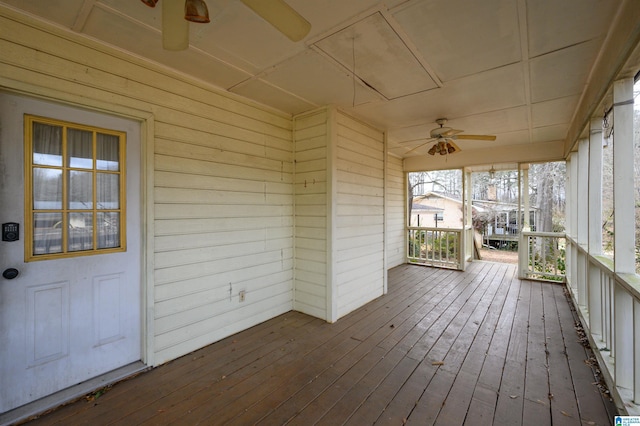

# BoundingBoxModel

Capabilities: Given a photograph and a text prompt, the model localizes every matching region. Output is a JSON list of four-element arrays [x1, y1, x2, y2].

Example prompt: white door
[[0, 93, 142, 413]]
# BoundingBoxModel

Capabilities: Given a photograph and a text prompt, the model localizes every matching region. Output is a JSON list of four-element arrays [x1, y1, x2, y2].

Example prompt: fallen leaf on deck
[[509, 395, 518, 399], [561, 411, 572, 417], [432, 361, 445, 366]]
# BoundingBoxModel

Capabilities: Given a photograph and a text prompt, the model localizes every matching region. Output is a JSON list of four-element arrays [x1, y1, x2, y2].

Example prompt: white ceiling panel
[[531, 95, 580, 128], [529, 40, 600, 103], [392, 0, 521, 82], [187, 0, 307, 70], [389, 107, 529, 145], [1, 0, 86, 28], [354, 63, 526, 129], [229, 78, 316, 114], [532, 124, 569, 143], [527, 0, 620, 57], [260, 49, 382, 109], [83, 6, 251, 90], [314, 12, 437, 99]]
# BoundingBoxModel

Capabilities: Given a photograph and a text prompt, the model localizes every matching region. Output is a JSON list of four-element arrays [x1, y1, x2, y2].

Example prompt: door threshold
[[0, 361, 148, 426]]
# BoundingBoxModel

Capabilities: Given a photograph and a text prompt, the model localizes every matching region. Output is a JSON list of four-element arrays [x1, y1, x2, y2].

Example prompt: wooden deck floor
[[24, 262, 616, 425]]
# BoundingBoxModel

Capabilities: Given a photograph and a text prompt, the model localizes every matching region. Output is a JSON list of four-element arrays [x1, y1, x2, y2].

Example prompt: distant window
[[434, 213, 443, 221], [25, 115, 126, 261]]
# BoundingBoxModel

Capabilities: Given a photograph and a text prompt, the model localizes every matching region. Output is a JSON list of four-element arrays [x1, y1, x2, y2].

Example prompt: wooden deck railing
[[518, 231, 566, 282], [566, 237, 640, 414], [407, 227, 462, 270]]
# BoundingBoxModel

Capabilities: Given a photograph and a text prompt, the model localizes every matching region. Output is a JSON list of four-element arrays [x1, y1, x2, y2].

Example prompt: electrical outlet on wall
[[239, 290, 246, 302]]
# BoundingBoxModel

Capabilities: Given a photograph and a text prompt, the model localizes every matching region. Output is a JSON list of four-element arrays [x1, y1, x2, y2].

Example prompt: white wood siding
[[334, 112, 385, 318], [386, 155, 406, 268], [0, 12, 293, 365], [293, 109, 329, 319]]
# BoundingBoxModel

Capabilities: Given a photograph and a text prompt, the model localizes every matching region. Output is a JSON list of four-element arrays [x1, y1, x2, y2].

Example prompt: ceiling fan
[[407, 118, 497, 156], [141, 0, 311, 50]]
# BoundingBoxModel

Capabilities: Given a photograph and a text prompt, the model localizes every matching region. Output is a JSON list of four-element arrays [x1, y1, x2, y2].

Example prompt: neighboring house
[[411, 192, 480, 229], [472, 199, 537, 245], [411, 193, 539, 249]]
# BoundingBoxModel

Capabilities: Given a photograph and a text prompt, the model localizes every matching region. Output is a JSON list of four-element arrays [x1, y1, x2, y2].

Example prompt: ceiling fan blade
[[441, 128, 463, 137], [454, 134, 497, 141], [240, 0, 311, 42], [163, 0, 189, 50], [404, 142, 429, 155], [399, 137, 436, 146]]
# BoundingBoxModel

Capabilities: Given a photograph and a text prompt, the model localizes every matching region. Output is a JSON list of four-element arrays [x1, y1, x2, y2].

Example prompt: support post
[[577, 139, 589, 307], [613, 78, 635, 274], [588, 119, 603, 336]]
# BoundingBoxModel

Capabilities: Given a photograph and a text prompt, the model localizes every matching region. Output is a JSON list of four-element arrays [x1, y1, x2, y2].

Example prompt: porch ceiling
[[1, 0, 635, 163]]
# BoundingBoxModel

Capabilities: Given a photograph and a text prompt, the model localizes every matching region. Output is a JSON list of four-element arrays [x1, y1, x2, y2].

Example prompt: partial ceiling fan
[[407, 118, 497, 156], [141, 0, 311, 50]]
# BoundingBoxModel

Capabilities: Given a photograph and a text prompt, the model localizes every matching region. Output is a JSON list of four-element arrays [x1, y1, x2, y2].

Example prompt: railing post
[[518, 232, 527, 279], [614, 283, 633, 390], [635, 299, 640, 403]]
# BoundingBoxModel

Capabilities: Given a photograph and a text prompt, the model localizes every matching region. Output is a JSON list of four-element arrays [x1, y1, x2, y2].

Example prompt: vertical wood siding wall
[[334, 112, 385, 318], [386, 155, 406, 268], [293, 109, 329, 319], [0, 13, 294, 365]]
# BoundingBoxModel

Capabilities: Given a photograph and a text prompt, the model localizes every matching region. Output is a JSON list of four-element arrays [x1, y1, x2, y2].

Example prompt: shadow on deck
[[24, 262, 616, 425]]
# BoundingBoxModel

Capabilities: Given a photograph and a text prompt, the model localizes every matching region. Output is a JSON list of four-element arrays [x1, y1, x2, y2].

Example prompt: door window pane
[[67, 128, 93, 169], [98, 212, 120, 249], [68, 212, 93, 252], [97, 173, 119, 209], [33, 212, 63, 255], [33, 168, 62, 210], [68, 171, 93, 209], [97, 133, 120, 171], [32, 122, 62, 166]]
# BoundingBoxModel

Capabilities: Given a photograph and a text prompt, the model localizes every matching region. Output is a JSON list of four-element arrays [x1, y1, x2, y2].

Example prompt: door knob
[[2, 268, 19, 279]]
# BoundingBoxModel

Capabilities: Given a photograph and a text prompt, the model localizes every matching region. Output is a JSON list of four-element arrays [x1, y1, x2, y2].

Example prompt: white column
[[613, 78, 635, 274], [567, 153, 579, 293], [577, 139, 589, 307], [577, 139, 589, 248], [588, 119, 603, 254], [522, 164, 530, 231], [588, 119, 603, 336]]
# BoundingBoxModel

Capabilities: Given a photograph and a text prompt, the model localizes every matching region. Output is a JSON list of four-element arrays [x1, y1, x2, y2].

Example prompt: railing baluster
[[406, 226, 463, 270]]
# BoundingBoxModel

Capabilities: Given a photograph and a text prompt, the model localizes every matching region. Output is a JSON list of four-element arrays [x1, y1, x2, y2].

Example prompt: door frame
[[0, 81, 156, 393]]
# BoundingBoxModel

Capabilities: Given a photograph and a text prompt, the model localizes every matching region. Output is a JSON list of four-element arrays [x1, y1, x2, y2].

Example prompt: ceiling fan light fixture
[[141, 0, 159, 7], [446, 142, 455, 154], [428, 144, 438, 155], [185, 0, 210, 23], [438, 141, 447, 155]]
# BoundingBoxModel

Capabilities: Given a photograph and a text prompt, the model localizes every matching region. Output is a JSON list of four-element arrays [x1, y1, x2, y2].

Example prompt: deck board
[[24, 262, 616, 425]]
